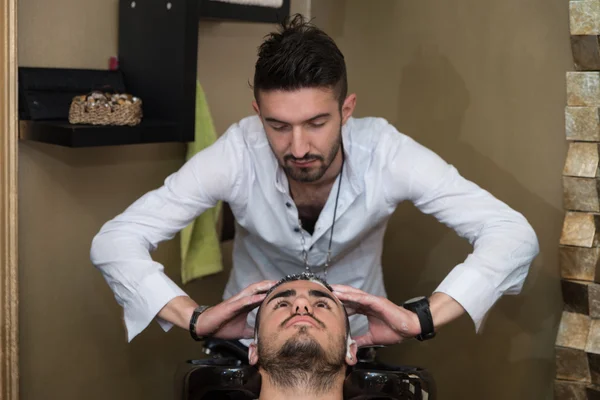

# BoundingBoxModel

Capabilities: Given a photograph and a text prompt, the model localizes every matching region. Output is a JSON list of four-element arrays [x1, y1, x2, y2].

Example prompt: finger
[[336, 295, 364, 310], [227, 293, 267, 314], [230, 281, 271, 300], [330, 284, 351, 293], [242, 325, 256, 339], [336, 292, 386, 316], [244, 292, 267, 308], [335, 292, 374, 306], [344, 307, 358, 317], [352, 335, 373, 348], [340, 301, 367, 316], [331, 284, 368, 295], [251, 280, 278, 294], [231, 280, 277, 301], [333, 288, 375, 307], [219, 294, 266, 320]]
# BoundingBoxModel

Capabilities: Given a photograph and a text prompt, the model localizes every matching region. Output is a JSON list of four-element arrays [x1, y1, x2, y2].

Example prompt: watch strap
[[189, 305, 210, 341], [403, 298, 436, 341]]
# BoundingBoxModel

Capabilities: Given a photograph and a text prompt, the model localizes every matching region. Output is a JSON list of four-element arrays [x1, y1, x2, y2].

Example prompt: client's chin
[[259, 327, 346, 394], [280, 332, 322, 357]]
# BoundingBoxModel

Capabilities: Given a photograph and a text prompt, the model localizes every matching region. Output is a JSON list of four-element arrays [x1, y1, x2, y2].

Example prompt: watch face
[[404, 296, 426, 305]]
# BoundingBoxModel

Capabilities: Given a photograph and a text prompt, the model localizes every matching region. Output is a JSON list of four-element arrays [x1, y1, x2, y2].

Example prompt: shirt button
[[294, 227, 300, 233], [286, 202, 292, 208]]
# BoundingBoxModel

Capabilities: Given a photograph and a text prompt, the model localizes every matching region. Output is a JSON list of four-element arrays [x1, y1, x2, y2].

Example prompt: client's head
[[249, 273, 357, 393]]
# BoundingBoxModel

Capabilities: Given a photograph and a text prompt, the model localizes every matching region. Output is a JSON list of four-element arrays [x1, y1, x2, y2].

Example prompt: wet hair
[[265, 272, 333, 297], [253, 13, 348, 108], [254, 273, 351, 340]]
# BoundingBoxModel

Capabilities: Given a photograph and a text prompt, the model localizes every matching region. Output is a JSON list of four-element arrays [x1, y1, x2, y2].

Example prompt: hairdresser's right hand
[[194, 280, 276, 340]]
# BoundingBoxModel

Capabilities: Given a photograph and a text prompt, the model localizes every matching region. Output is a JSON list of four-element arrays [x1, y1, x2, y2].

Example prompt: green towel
[[180, 81, 223, 284]]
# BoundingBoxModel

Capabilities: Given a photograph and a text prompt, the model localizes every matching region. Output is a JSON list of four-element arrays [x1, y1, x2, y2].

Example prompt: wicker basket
[[68, 91, 143, 126]]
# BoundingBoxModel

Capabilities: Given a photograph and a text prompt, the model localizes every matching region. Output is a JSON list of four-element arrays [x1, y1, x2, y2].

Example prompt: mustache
[[281, 312, 326, 329], [284, 154, 324, 163]]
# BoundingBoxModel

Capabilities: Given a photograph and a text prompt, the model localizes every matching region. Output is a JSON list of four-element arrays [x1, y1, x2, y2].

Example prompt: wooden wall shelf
[[19, 120, 178, 148]]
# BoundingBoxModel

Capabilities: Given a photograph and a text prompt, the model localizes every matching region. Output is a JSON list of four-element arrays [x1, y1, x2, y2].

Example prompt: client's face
[[249, 280, 356, 372]]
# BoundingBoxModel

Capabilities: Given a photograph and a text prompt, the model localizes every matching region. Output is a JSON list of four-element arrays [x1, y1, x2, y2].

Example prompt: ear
[[252, 99, 260, 116], [341, 93, 356, 125], [345, 336, 358, 366], [248, 340, 259, 366]]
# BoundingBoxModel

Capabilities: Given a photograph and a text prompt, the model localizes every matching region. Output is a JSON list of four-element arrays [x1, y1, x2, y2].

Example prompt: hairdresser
[[90, 14, 539, 347]]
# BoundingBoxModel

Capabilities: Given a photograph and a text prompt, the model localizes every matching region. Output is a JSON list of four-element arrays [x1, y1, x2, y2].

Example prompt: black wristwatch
[[189, 305, 211, 341], [403, 296, 436, 341]]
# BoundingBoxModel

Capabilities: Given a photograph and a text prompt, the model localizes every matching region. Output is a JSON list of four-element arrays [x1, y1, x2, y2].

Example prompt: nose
[[292, 296, 313, 315], [290, 127, 310, 159]]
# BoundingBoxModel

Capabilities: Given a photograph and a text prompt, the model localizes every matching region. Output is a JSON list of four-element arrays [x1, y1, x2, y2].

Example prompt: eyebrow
[[309, 289, 336, 303], [264, 113, 331, 125], [267, 289, 296, 304], [265, 288, 338, 305]]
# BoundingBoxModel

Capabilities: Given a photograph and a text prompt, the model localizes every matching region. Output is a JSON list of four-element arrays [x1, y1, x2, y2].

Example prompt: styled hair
[[253, 13, 348, 107], [254, 273, 350, 340]]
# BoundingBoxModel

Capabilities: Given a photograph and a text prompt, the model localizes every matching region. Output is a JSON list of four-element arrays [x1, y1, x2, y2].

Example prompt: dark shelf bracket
[[198, 0, 290, 23], [118, 0, 200, 143]]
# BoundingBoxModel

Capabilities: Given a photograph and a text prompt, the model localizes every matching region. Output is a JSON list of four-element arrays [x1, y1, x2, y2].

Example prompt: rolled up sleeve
[[90, 129, 245, 341], [383, 130, 539, 332]]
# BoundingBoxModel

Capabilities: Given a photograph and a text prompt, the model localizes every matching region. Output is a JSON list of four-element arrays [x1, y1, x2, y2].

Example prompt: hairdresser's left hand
[[331, 284, 422, 347]]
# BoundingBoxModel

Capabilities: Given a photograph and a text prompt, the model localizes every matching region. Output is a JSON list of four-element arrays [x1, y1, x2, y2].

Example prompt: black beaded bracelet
[[189, 305, 210, 341]]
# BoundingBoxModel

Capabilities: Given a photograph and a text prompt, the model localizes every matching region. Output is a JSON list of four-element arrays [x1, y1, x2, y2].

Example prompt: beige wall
[[17, 0, 305, 399], [18, 0, 568, 399], [318, 0, 569, 399]]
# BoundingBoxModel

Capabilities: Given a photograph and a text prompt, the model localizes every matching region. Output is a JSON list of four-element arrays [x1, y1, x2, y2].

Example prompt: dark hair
[[264, 272, 333, 296], [253, 13, 348, 107], [254, 273, 351, 340]]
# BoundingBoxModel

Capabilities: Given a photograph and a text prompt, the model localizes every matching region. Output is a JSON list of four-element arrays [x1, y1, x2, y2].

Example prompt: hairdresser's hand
[[331, 284, 421, 347], [195, 280, 277, 340]]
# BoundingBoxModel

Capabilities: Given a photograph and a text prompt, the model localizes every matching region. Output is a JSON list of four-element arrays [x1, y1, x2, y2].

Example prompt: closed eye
[[271, 125, 290, 132], [308, 122, 326, 129]]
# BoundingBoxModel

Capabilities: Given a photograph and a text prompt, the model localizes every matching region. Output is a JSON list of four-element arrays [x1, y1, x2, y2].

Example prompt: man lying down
[[191, 272, 423, 399], [248, 273, 358, 400]]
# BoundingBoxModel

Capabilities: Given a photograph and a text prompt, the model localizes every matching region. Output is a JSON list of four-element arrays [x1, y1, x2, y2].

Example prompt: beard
[[281, 128, 342, 183], [258, 326, 347, 395]]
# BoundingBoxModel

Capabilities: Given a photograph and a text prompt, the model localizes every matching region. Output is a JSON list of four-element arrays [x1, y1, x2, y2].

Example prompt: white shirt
[[90, 116, 539, 342]]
